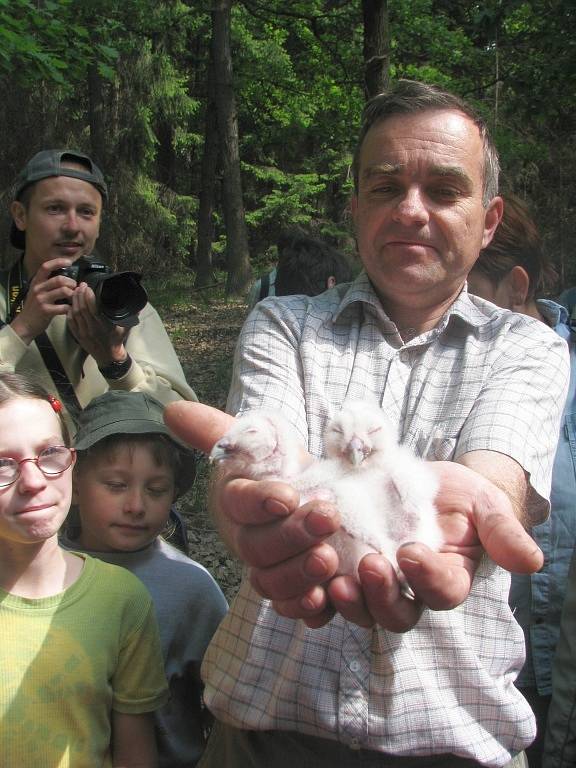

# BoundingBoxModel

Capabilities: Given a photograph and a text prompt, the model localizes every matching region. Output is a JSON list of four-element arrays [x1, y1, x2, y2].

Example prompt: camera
[[51, 256, 148, 328]]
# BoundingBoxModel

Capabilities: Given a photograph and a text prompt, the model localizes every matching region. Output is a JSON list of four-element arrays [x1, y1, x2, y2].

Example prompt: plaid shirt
[[202, 272, 569, 767]]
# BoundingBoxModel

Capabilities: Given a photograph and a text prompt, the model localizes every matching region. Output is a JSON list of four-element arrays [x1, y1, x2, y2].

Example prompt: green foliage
[[0, 0, 118, 88], [244, 166, 326, 228], [0, 0, 574, 283]]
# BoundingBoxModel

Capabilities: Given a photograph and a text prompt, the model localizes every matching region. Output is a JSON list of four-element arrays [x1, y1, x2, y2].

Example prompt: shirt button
[[349, 738, 361, 750], [350, 660, 360, 672], [399, 350, 409, 363]]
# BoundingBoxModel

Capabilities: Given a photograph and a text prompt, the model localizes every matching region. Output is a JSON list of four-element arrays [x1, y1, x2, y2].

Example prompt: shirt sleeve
[[227, 297, 310, 442], [108, 302, 198, 404], [455, 320, 570, 523], [0, 324, 30, 371], [112, 593, 169, 714]]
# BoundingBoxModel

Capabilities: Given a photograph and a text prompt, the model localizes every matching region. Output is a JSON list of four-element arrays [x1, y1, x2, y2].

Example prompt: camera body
[[51, 256, 147, 328]]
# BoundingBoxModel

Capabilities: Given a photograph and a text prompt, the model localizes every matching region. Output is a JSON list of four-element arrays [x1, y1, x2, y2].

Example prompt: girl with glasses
[[0, 372, 168, 768]]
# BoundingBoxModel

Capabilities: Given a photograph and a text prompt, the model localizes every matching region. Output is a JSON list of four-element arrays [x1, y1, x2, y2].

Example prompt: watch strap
[[98, 354, 133, 380]]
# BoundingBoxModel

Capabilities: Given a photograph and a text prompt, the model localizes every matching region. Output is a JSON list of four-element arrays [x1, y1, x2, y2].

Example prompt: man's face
[[11, 170, 102, 274], [351, 109, 502, 314]]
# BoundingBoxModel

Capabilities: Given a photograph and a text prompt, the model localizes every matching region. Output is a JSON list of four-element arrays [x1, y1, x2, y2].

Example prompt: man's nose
[[392, 186, 429, 226], [62, 210, 80, 232]]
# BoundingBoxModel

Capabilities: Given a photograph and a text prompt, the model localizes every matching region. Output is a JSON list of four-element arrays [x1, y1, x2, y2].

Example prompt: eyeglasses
[[0, 446, 76, 488]]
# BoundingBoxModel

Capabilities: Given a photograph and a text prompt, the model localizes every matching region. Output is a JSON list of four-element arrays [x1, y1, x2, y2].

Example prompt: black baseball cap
[[10, 149, 108, 249], [73, 391, 197, 497]]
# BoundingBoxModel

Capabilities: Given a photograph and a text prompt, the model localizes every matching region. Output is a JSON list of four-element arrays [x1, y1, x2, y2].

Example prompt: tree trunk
[[211, 0, 251, 296], [88, 64, 120, 270], [156, 119, 176, 189], [88, 62, 111, 172], [194, 63, 219, 286], [362, 0, 390, 99]]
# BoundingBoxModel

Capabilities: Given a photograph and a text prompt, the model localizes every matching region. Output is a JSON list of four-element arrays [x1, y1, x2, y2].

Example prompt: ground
[[156, 283, 248, 601]]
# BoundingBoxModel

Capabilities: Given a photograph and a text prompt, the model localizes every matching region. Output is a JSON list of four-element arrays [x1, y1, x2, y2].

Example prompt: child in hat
[[61, 390, 228, 768]]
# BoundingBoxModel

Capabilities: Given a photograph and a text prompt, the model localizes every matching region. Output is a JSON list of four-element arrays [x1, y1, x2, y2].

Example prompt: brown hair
[[474, 194, 558, 299], [0, 372, 70, 446], [351, 79, 500, 206], [74, 433, 185, 496]]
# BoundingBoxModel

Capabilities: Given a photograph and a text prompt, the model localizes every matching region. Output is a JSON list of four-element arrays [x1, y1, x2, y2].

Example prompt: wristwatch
[[98, 354, 133, 380]]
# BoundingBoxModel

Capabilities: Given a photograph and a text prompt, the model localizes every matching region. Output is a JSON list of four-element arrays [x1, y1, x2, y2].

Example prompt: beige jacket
[[0, 286, 197, 432]]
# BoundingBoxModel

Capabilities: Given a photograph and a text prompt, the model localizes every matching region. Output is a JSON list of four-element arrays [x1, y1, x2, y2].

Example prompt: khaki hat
[[74, 391, 196, 496]]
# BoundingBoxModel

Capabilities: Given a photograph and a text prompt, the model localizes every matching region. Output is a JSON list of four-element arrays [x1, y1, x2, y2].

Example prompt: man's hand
[[165, 401, 544, 632], [66, 281, 129, 366], [10, 258, 76, 344]]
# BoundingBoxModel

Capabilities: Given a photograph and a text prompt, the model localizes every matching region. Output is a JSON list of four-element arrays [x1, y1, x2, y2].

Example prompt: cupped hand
[[165, 401, 341, 626], [165, 402, 543, 632]]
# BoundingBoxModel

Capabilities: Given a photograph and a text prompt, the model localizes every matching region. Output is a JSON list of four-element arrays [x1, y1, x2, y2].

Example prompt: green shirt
[[0, 553, 169, 768]]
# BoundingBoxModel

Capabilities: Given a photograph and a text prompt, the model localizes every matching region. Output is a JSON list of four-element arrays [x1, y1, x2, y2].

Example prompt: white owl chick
[[209, 405, 442, 594], [209, 409, 308, 481], [323, 401, 443, 584]]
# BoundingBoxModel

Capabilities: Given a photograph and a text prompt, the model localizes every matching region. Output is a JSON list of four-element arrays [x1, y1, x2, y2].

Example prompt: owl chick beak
[[209, 438, 234, 464], [347, 436, 367, 466]]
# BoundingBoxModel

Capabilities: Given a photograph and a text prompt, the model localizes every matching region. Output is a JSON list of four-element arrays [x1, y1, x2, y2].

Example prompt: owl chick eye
[[330, 426, 344, 435], [368, 427, 382, 435]]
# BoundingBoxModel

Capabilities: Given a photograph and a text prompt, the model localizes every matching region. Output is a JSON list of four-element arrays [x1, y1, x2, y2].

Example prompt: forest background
[[0, 0, 574, 294]]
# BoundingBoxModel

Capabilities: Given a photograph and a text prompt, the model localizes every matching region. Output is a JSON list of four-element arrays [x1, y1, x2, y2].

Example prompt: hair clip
[[48, 395, 62, 413]]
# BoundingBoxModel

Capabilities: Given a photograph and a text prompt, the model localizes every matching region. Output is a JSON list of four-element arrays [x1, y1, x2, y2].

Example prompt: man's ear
[[326, 275, 336, 289], [481, 195, 504, 249], [505, 265, 531, 311], [10, 201, 27, 233]]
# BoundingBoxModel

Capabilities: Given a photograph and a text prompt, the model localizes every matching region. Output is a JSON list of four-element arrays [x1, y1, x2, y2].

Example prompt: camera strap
[[34, 331, 82, 420], [0, 260, 82, 420], [5, 258, 27, 323]]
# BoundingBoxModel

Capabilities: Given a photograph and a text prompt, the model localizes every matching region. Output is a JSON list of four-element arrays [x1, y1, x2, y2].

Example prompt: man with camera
[[2, 149, 197, 431]]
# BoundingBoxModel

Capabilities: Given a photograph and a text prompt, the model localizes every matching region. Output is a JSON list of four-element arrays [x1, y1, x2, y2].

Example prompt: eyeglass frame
[[0, 445, 76, 488]]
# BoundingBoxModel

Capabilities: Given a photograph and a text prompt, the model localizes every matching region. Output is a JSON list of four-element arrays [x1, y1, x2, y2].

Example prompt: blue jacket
[[509, 298, 576, 694]]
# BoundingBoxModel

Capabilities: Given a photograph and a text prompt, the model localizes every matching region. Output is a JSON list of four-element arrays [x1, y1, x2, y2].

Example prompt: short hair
[[274, 228, 352, 297], [74, 433, 187, 498], [0, 372, 70, 446], [351, 79, 500, 207], [474, 194, 558, 299]]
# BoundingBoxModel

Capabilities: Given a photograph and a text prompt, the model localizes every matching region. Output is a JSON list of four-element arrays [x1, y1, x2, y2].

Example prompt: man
[[167, 81, 569, 767], [467, 195, 576, 767], [2, 149, 196, 431]]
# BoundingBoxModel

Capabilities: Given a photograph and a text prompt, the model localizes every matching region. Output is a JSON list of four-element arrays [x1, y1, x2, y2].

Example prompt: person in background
[[165, 80, 570, 768], [0, 372, 167, 768], [247, 266, 277, 308], [544, 549, 576, 767], [247, 228, 352, 308], [542, 286, 576, 768], [467, 193, 576, 768], [2, 149, 197, 434], [274, 228, 352, 297], [61, 390, 228, 768]]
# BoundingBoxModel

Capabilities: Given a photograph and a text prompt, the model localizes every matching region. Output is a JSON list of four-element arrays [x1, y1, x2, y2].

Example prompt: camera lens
[[88, 272, 147, 325]]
